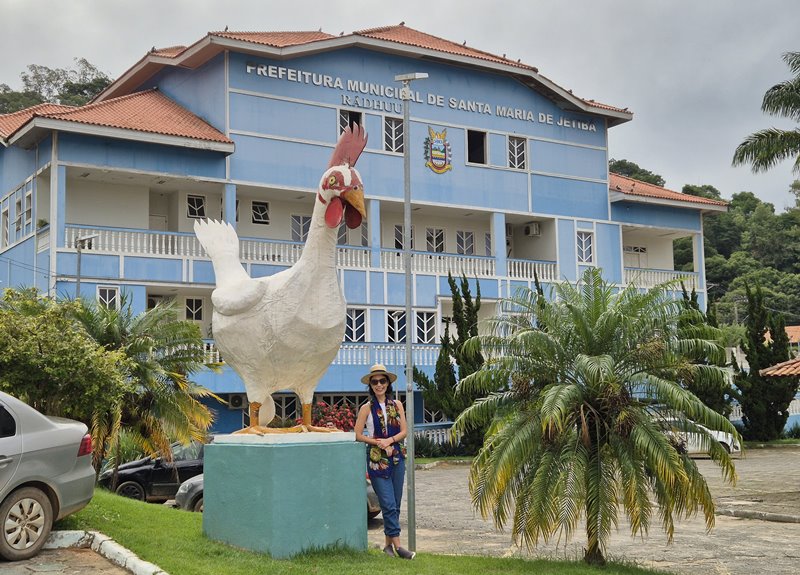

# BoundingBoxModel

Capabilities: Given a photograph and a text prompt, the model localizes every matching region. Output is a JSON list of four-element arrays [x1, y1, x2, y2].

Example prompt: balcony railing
[[381, 249, 495, 277], [63, 225, 698, 289], [203, 340, 439, 367], [623, 267, 698, 290]]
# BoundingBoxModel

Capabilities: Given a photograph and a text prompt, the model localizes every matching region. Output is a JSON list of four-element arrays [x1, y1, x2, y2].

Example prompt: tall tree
[[733, 51, 800, 175], [608, 158, 665, 186], [71, 296, 217, 476], [735, 283, 798, 440], [454, 268, 738, 565]]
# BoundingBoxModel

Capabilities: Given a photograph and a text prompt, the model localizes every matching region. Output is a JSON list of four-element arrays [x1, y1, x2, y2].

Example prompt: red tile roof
[[0, 103, 74, 139], [354, 24, 537, 72], [760, 357, 800, 377], [7, 89, 231, 145], [610, 173, 728, 207], [211, 30, 336, 48], [127, 24, 627, 117], [788, 326, 800, 344]]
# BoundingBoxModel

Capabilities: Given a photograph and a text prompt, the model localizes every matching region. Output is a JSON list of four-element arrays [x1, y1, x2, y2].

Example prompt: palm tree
[[72, 296, 217, 478], [733, 52, 800, 173], [453, 268, 740, 565]]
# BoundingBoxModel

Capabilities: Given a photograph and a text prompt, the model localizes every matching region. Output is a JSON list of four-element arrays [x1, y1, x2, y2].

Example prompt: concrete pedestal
[[203, 433, 367, 558]]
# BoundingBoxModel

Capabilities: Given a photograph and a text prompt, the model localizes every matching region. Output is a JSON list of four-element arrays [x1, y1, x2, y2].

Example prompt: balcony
[[623, 267, 698, 290]]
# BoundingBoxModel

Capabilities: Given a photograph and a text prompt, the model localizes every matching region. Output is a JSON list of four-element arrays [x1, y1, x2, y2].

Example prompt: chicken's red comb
[[328, 123, 368, 168]]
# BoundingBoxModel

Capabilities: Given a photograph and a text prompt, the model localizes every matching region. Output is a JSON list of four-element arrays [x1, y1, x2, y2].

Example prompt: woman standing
[[354, 364, 415, 560]]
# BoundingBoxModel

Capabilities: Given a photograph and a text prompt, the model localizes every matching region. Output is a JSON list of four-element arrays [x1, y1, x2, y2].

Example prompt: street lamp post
[[394, 71, 427, 552], [75, 233, 99, 299]]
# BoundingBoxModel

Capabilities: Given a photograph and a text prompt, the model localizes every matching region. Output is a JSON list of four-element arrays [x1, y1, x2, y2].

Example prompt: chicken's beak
[[341, 187, 366, 229]]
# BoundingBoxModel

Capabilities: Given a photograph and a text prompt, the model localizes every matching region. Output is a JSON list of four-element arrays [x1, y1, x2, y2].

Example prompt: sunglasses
[[370, 378, 389, 386]]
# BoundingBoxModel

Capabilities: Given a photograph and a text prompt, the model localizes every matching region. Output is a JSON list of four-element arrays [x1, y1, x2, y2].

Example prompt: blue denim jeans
[[370, 458, 405, 537]]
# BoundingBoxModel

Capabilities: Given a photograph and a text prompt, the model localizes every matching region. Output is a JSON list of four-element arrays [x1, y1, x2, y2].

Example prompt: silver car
[[0, 391, 95, 561]]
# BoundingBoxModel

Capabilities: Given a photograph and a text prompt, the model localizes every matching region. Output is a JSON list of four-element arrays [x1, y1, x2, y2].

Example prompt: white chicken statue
[[194, 125, 367, 432]]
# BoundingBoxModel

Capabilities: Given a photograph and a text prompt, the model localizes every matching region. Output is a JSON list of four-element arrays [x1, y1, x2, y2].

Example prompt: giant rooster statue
[[194, 125, 367, 432]]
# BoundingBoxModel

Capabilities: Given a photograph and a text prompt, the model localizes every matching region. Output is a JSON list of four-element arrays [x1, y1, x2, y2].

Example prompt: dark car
[[98, 440, 205, 502], [0, 391, 95, 561], [175, 472, 382, 519]]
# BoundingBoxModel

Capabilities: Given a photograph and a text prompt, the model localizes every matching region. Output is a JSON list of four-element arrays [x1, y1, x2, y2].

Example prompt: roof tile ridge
[[356, 23, 536, 70], [0, 102, 75, 120], [212, 29, 336, 37]]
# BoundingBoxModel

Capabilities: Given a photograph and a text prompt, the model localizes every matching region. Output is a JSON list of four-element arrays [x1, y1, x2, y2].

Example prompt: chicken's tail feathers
[[194, 219, 240, 260]]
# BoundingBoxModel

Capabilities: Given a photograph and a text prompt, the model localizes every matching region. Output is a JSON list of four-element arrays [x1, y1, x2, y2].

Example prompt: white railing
[[37, 227, 50, 252], [624, 267, 698, 290], [65, 226, 206, 257], [206, 341, 439, 367], [380, 250, 495, 277], [729, 398, 800, 421], [507, 258, 559, 282]]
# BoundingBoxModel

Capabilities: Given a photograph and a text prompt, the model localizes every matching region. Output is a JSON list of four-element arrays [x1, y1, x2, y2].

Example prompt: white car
[[664, 418, 741, 456]]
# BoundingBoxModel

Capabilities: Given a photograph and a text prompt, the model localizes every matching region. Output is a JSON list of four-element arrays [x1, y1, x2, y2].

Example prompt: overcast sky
[[2, 0, 798, 210]]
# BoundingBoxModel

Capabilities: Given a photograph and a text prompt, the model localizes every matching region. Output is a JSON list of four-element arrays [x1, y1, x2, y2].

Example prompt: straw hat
[[361, 363, 398, 385]]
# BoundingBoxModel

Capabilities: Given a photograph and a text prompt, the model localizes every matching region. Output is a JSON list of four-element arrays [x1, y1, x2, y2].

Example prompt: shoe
[[395, 546, 416, 560], [383, 545, 396, 557]]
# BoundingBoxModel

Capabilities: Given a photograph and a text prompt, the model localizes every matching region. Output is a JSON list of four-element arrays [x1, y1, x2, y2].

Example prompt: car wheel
[[192, 497, 204, 513], [0, 487, 54, 561], [115, 481, 146, 500]]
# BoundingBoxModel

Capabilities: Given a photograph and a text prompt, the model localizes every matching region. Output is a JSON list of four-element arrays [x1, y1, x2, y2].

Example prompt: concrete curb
[[415, 459, 471, 470], [715, 508, 800, 523], [45, 530, 169, 575]]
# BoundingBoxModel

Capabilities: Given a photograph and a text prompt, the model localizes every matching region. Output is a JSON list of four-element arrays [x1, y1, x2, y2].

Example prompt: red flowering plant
[[296, 401, 356, 431]]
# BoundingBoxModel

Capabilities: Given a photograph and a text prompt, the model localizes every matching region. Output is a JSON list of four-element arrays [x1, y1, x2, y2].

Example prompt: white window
[[345, 308, 366, 342], [426, 227, 445, 253], [508, 136, 526, 169], [456, 230, 475, 255], [416, 311, 436, 344], [291, 215, 312, 242], [467, 130, 487, 164], [187, 195, 206, 219], [14, 197, 21, 232], [485, 232, 492, 256], [186, 298, 203, 321], [623, 245, 648, 268], [359, 221, 369, 247], [577, 231, 594, 264], [24, 192, 32, 228], [1, 209, 7, 248], [384, 117, 404, 153], [98, 286, 119, 310], [338, 109, 363, 134], [387, 310, 406, 343], [252, 201, 270, 225], [394, 224, 414, 250]]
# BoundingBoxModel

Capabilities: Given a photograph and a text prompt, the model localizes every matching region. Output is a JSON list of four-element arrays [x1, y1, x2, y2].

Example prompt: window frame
[[508, 135, 527, 170], [97, 286, 120, 310], [251, 200, 270, 225], [338, 109, 363, 134], [387, 309, 407, 343], [456, 230, 475, 256], [466, 129, 487, 165], [576, 230, 595, 265], [416, 311, 437, 344], [426, 227, 445, 253], [384, 116, 404, 153], [345, 307, 367, 343], [291, 214, 312, 242], [187, 194, 207, 219], [185, 297, 204, 322]]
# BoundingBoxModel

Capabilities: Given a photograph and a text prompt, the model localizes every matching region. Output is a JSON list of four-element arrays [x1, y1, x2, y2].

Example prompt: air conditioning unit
[[523, 222, 541, 237], [228, 393, 248, 410]]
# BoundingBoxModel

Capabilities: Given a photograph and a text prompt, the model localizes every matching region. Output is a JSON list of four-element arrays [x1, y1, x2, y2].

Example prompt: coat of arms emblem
[[424, 127, 452, 174]]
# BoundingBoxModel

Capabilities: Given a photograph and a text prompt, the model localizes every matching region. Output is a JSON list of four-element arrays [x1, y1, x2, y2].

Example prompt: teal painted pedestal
[[203, 433, 367, 558]]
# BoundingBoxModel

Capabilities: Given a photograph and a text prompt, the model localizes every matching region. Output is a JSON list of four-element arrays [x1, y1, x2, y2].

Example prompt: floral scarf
[[366, 398, 406, 479]]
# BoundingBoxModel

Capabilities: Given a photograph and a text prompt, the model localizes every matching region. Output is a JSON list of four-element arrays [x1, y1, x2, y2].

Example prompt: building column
[[693, 230, 707, 308], [369, 199, 381, 268], [491, 212, 507, 277], [223, 183, 237, 230]]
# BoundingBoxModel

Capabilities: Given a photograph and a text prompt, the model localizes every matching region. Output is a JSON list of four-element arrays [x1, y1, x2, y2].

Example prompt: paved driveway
[[368, 448, 800, 574]]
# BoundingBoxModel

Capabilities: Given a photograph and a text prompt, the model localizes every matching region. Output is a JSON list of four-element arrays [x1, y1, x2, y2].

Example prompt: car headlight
[[177, 482, 189, 494], [98, 470, 112, 481]]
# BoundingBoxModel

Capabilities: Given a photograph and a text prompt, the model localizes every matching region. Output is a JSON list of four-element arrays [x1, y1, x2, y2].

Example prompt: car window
[[0, 406, 16, 438], [172, 441, 202, 461]]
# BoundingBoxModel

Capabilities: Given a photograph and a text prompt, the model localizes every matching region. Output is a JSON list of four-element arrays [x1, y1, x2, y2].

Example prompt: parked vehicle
[[0, 391, 95, 561], [98, 439, 206, 502], [663, 418, 742, 456], [174, 472, 382, 519]]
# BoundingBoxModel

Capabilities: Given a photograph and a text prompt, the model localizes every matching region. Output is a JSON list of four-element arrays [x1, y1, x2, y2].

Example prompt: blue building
[[0, 24, 726, 432]]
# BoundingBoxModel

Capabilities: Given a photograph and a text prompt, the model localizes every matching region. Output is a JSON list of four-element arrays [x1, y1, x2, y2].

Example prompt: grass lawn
[[56, 489, 671, 575]]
